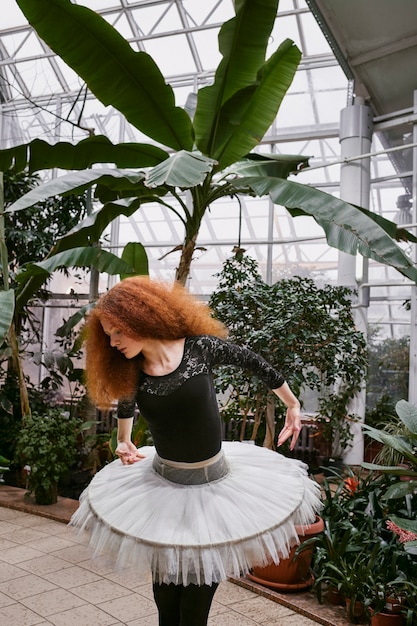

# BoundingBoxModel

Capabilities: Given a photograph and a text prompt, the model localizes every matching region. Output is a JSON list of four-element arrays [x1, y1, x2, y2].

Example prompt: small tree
[[209, 251, 367, 453]]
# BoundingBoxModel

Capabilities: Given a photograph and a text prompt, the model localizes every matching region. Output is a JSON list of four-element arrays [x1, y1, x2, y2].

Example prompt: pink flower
[[386, 520, 417, 543]]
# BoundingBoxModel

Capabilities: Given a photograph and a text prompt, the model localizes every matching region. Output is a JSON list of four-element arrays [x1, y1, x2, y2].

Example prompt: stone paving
[[0, 487, 347, 625]]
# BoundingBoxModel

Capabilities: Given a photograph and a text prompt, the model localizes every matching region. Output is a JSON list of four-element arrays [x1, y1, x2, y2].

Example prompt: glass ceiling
[[0, 0, 414, 342]]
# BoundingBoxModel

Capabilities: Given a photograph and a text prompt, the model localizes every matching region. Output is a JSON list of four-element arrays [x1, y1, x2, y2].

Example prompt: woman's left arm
[[272, 382, 301, 451]]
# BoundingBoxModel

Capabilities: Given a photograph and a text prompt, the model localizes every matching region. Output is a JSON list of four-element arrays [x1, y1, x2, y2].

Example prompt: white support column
[[409, 90, 417, 405], [338, 97, 373, 465]]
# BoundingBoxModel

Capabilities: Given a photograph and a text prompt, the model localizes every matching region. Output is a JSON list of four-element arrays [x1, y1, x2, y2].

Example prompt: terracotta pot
[[345, 598, 365, 623], [370, 610, 403, 626], [384, 596, 406, 615], [326, 585, 345, 606], [247, 515, 324, 591]]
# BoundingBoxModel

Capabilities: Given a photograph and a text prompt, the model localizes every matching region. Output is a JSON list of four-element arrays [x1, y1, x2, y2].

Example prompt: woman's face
[[101, 320, 144, 359]]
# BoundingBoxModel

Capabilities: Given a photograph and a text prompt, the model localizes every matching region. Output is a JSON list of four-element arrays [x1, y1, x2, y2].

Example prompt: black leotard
[[117, 335, 285, 463]]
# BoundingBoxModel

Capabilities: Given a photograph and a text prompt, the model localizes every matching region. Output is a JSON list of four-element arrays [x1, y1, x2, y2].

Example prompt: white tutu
[[69, 441, 321, 586]]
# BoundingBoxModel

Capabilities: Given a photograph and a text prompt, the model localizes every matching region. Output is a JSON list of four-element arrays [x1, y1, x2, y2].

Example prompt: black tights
[[153, 582, 219, 626]]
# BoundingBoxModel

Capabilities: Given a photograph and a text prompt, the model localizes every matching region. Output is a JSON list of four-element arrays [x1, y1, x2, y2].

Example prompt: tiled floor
[[0, 487, 347, 625]]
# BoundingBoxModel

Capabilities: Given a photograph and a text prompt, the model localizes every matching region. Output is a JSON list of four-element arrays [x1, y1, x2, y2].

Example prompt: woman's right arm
[[115, 416, 145, 464]]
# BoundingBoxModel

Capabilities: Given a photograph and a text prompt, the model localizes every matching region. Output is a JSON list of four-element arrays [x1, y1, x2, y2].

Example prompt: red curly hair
[[84, 276, 227, 408]]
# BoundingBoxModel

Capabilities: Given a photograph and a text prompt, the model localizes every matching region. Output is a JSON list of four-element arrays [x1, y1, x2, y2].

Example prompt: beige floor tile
[[23, 519, 63, 533], [230, 595, 297, 621], [70, 578, 132, 603], [11, 512, 46, 528], [20, 588, 87, 617], [0, 544, 45, 564], [263, 616, 321, 625], [106, 567, 152, 589], [0, 589, 17, 608], [77, 554, 121, 575], [208, 609, 259, 625], [50, 543, 93, 564], [46, 602, 123, 626], [127, 613, 159, 626], [215, 580, 261, 605], [7, 527, 50, 544], [18, 554, 74, 576], [43, 564, 101, 589], [0, 561, 28, 582], [205, 599, 230, 616], [0, 509, 32, 523], [0, 508, 20, 521], [131, 582, 155, 601], [98, 592, 156, 622], [0, 573, 57, 600], [26, 535, 76, 553], [0, 520, 17, 534], [0, 601, 48, 626], [0, 537, 18, 550]]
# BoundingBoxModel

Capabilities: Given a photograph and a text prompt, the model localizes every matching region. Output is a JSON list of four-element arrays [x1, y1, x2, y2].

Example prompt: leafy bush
[[15, 408, 81, 504], [209, 251, 367, 452]]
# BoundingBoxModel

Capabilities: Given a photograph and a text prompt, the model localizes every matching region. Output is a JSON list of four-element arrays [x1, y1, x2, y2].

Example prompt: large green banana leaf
[[14, 247, 143, 315], [209, 39, 301, 169], [195, 0, 284, 156], [5, 153, 216, 214], [120, 242, 148, 281], [16, 0, 193, 152], [0, 137, 168, 173], [0, 290, 14, 346], [145, 151, 217, 189], [5, 169, 146, 213], [237, 176, 417, 283], [230, 153, 310, 178]]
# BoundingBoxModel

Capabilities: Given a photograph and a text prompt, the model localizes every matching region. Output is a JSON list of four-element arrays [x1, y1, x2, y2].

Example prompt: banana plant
[[0, 167, 148, 417], [0, 0, 413, 300]]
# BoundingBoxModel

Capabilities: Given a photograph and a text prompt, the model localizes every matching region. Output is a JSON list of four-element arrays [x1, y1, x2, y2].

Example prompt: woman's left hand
[[277, 406, 301, 451]]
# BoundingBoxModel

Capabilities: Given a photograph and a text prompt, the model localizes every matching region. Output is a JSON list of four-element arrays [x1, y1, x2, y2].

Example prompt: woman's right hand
[[115, 441, 145, 465]]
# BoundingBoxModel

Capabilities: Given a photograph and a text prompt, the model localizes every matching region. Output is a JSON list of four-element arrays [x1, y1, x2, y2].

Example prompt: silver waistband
[[152, 449, 229, 485], [158, 449, 224, 470]]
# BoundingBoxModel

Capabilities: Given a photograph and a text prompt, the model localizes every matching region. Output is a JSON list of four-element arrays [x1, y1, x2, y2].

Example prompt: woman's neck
[[141, 338, 186, 376]]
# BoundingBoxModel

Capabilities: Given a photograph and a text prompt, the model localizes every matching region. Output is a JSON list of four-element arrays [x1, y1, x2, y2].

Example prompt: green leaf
[[15, 248, 137, 315], [57, 198, 143, 251], [384, 481, 417, 499], [362, 425, 416, 460], [17, 0, 193, 151], [5, 169, 145, 213], [389, 515, 417, 534], [120, 242, 148, 280], [396, 399, 417, 435], [18, 247, 137, 279], [361, 461, 417, 477], [56, 303, 96, 337], [209, 39, 301, 168], [230, 153, 309, 180], [0, 136, 168, 174], [237, 176, 417, 283], [195, 0, 279, 155], [0, 290, 15, 345], [146, 151, 217, 188]]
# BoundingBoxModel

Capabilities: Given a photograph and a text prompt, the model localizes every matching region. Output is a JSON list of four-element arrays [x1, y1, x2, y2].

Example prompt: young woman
[[71, 276, 321, 626]]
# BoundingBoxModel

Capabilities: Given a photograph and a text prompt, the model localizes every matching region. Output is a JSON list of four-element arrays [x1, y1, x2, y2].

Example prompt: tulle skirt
[[69, 441, 321, 586]]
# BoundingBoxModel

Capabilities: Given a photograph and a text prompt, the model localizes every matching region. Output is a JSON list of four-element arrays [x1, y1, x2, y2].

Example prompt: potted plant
[[308, 465, 416, 624], [15, 408, 81, 504], [247, 515, 324, 590]]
